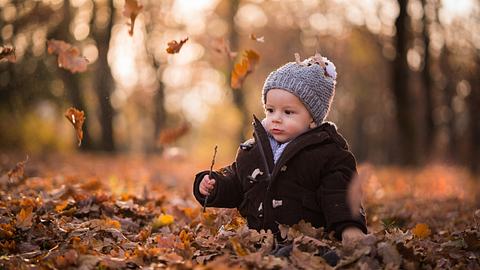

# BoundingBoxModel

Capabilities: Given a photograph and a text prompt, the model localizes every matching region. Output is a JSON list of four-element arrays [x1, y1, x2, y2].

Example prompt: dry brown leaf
[[157, 122, 190, 145], [123, 0, 143, 36], [64, 107, 85, 146], [0, 46, 16, 63], [231, 49, 260, 89], [166, 37, 189, 54], [47, 39, 89, 73]]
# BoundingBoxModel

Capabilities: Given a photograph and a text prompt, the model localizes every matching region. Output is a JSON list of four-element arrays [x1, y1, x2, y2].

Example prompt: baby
[[193, 54, 367, 247]]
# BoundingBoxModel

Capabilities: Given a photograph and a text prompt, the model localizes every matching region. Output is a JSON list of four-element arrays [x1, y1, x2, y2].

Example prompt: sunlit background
[[0, 0, 479, 172]]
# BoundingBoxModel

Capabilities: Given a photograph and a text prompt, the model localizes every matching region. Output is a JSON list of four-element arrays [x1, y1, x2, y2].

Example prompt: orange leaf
[[230, 49, 260, 89], [55, 201, 69, 212], [0, 46, 16, 63], [64, 107, 85, 147], [123, 0, 143, 36], [166, 37, 189, 54], [47, 39, 89, 73], [412, 223, 431, 239], [157, 122, 190, 145], [0, 224, 14, 239], [16, 207, 34, 230]]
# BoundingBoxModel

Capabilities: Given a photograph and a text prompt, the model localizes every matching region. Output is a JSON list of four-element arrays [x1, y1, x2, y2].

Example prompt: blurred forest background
[[0, 0, 479, 173]]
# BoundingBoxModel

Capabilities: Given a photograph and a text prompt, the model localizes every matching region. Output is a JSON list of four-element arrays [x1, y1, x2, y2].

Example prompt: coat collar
[[252, 115, 347, 181]]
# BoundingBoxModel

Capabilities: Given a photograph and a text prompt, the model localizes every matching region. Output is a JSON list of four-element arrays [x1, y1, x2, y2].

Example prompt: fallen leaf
[[230, 237, 249, 256], [412, 223, 431, 239], [166, 37, 189, 54], [231, 49, 259, 89], [47, 39, 89, 73], [64, 107, 85, 146], [123, 0, 143, 36], [152, 214, 174, 228], [0, 46, 16, 62], [16, 207, 34, 230]]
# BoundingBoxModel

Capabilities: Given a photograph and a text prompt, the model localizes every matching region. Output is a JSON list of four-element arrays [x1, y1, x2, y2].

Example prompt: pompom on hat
[[262, 53, 337, 126]]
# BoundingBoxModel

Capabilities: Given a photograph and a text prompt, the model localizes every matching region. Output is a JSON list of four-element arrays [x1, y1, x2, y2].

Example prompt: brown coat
[[193, 116, 367, 239]]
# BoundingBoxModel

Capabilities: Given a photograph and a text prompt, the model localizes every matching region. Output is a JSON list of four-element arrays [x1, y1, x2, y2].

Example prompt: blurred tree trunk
[[49, 0, 94, 150], [227, 0, 249, 143], [92, 0, 115, 152], [153, 80, 166, 147], [467, 52, 480, 173], [421, 0, 435, 159], [439, 47, 458, 162], [392, 0, 417, 165]]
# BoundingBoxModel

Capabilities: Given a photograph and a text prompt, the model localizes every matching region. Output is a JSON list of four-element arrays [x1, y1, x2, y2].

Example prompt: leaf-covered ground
[[0, 153, 479, 269]]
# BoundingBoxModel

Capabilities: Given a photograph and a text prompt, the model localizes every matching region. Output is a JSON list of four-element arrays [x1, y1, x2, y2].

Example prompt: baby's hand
[[341, 227, 366, 247], [199, 175, 216, 196]]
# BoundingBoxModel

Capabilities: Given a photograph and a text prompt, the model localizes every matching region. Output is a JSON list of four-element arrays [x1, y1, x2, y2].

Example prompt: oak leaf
[[412, 223, 431, 239], [47, 40, 89, 73], [64, 107, 85, 146], [123, 0, 143, 36], [231, 49, 260, 89], [0, 46, 16, 63], [166, 37, 189, 54]]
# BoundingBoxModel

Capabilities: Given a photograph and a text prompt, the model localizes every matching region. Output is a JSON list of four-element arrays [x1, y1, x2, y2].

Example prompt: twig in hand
[[203, 145, 218, 212]]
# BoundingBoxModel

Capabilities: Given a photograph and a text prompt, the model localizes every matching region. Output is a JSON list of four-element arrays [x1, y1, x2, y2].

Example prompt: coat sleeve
[[316, 146, 367, 239], [192, 161, 244, 209]]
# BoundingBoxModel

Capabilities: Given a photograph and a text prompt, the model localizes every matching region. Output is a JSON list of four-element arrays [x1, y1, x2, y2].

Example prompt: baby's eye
[[285, 110, 293, 115], [265, 108, 273, 113]]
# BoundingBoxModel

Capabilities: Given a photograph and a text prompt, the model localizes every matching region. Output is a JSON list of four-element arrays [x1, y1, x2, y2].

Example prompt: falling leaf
[[231, 49, 260, 89], [47, 39, 89, 73], [166, 37, 189, 54], [0, 46, 16, 63], [152, 214, 174, 228], [157, 122, 190, 145], [123, 0, 143, 36], [412, 223, 431, 239], [16, 207, 34, 230], [64, 107, 85, 146], [249, 34, 265, 43]]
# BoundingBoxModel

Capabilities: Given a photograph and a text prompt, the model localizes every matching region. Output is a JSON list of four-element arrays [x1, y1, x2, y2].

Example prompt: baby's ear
[[309, 120, 317, 129]]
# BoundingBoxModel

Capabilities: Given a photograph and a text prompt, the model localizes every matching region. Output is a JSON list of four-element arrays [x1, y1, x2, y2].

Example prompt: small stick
[[203, 145, 218, 212]]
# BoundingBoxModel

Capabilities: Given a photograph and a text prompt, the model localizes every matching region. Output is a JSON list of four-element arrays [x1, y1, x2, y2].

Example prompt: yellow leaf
[[152, 214, 174, 228], [412, 223, 431, 239]]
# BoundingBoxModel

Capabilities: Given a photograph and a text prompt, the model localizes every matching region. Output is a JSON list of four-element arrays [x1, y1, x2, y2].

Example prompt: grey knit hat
[[262, 53, 337, 126]]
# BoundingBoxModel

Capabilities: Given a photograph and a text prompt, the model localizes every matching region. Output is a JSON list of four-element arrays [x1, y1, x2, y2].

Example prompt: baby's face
[[264, 89, 314, 143]]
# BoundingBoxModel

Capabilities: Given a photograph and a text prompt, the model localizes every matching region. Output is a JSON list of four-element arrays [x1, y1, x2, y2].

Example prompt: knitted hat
[[262, 53, 337, 126]]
